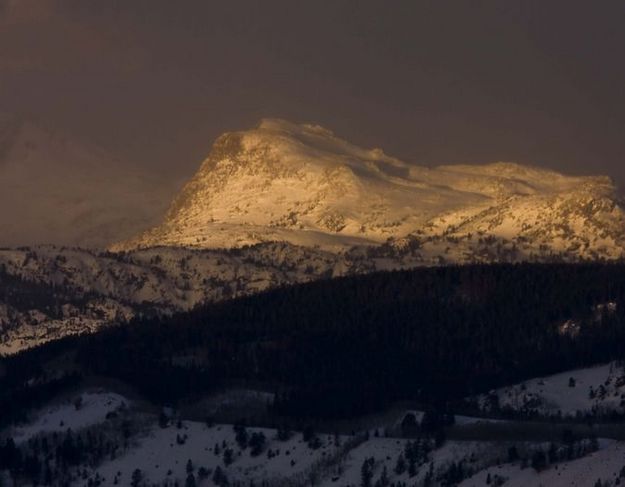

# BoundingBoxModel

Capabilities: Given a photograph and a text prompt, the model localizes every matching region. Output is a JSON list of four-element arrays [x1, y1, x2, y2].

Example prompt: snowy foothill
[[92, 421, 344, 486], [2, 382, 625, 486], [0, 387, 522, 486], [474, 362, 625, 417], [459, 441, 625, 487], [73, 417, 592, 487], [62, 417, 507, 487], [9, 390, 129, 444]]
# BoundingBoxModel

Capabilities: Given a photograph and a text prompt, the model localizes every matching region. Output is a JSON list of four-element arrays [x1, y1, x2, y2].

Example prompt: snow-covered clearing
[[475, 362, 625, 417], [10, 390, 128, 444], [460, 441, 625, 487]]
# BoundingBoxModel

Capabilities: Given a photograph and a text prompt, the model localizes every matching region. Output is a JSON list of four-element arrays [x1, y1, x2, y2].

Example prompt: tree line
[[4, 263, 625, 419]]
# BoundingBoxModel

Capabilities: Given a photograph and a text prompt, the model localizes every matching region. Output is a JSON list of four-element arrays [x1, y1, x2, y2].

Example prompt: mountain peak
[[257, 118, 334, 137], [112, 119, 625, 260]]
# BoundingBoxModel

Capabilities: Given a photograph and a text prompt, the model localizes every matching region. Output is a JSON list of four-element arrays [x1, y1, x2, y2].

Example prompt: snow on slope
[[4, 384, 625, 487], [113, 119, 625, 260], [33, 413, 498, 487], [6, 407, 606, 487], [2, 118, 625, 353], [0, 244, 346, 354], [11, 391, 128, 444], [460, 441, 625, 487], [0, 236, 622, 355], [0, 244, 342, 310], [0, 114, 173, 248], [93, 421, 345, 486], [472, 362, 625, 417], [75, 412, 625, 487]]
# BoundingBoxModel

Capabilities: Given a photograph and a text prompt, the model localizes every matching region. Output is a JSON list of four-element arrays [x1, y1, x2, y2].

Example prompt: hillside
[[5, 262, 625, 417], [3, 265, 625, 485], [0, 243, 344, 354]]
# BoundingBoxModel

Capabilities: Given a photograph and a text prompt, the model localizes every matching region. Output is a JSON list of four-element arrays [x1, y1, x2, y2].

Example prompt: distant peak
[[249, 118, 400, 166], [257, 118, 335, 138]]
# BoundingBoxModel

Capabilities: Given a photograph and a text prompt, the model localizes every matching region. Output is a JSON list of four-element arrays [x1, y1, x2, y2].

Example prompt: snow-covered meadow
[[5, 362, 625, 486], [473, 362, 625, 418]]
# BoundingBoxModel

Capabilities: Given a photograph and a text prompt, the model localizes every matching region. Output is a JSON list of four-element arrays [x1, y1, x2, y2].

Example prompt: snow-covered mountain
[[0, 243, 349, 353], [113, 118, 625, 260], [0, 114, 173, 248], [3, 118, 625, 352]]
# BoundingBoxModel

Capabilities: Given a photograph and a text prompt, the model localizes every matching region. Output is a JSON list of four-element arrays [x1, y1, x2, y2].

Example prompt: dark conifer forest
[[4, 263, 625, 420]]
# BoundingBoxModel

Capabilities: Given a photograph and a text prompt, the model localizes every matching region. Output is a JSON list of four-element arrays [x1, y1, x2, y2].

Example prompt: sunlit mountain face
[[2, 117, 625, 353], [4, 4, 625, 487], [115, 119, 625, 261], [2, 114, 622, 258]]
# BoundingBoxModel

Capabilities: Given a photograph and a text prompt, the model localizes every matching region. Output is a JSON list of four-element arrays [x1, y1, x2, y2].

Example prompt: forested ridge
[[4, 263, 625, 419]]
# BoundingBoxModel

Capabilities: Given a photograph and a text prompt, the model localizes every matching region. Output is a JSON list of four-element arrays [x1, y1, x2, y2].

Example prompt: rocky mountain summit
[[114, 119, 625, 261]]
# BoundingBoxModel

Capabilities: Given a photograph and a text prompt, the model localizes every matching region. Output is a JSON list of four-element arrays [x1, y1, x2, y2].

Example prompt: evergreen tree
[[131, 469, 143, 487], [376, 466, 389, 487], [212, 466, 228, 487], [531, 450, 547, 472], [249, 432, 266, 457], [198, 467, 209, 480], [277, 426, 292, 442], [360, 458, 374, 487], [394, 453, 406, 475], [507, 446, 519, 462], [234, 423, 248, 450], [223, 448, 234, 466]]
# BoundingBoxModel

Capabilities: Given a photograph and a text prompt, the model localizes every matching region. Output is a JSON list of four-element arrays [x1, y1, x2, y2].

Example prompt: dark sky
[[1, 0, 624, 188]]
